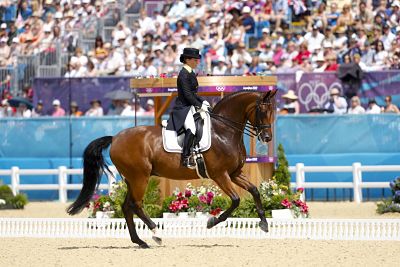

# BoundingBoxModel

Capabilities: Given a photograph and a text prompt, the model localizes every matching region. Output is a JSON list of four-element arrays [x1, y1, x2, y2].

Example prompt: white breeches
[[183, 106, 196, 134]]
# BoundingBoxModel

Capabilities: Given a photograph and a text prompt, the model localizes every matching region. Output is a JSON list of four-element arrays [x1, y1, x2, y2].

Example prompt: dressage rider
[[168, 47, 210, 168]]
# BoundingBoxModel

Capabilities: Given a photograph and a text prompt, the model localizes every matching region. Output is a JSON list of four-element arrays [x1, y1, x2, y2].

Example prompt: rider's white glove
[[201, 101, 210, 112]]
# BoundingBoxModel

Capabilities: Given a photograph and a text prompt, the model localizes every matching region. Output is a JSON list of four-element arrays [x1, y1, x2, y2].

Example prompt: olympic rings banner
[[34, 71, 400, 113]]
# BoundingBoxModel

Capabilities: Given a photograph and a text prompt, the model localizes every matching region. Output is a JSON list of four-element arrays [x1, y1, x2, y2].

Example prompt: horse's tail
[[67, 136, 113, 215]]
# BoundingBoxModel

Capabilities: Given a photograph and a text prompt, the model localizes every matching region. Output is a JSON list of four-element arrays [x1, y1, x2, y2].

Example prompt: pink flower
[[206, 191, 214, 204], [297, 187, 304, 193], [184, 189, 192, 198], [199, 195, 207, 204], [177, 192, 183, 199], [281, 199, 292, 208]]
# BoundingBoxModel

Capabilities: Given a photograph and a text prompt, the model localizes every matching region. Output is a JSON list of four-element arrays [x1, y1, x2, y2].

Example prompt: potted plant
[[162, 182, 229, 218]]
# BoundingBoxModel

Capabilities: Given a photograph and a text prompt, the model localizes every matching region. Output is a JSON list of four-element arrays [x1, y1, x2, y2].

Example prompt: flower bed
[[377, 176, 400, 214]]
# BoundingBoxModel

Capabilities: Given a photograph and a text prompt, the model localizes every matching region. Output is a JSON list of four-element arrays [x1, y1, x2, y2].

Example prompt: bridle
[[208, 95, 273, 140]]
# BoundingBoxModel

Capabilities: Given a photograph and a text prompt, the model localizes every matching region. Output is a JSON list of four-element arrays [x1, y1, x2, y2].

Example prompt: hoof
[[139, 243, 150, 249], [152, 235, 162, 246], [207, 216, 218, 229], [259, 221, 269, 233]]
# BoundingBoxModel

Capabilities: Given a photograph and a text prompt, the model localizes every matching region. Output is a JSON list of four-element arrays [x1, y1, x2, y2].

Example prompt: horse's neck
[[213, 92, 259, 125], [212, 92, 259, 141]]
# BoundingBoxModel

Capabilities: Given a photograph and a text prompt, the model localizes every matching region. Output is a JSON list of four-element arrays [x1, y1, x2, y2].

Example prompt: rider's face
[[186, 58, 200, 69]]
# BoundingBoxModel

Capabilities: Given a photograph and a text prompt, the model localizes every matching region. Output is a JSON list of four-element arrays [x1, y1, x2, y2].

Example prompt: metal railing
[[1, 163, 398, 203]]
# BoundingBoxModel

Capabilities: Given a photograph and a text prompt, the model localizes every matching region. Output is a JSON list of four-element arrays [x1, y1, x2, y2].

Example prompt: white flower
[[103, 202, 110, 208], [0, 199, 6, 205]]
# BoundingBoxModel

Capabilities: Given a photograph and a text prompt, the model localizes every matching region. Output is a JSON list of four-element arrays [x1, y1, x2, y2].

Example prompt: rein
[[207, 98, 272, 139]]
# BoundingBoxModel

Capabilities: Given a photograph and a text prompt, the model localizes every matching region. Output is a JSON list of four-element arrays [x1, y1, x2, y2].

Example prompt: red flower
[[177, 192, 183, 199], [210, 208, 222, 216], [184, 189, 192, 198], [281, 199, 292, 208], [297, 187, 304, 193]]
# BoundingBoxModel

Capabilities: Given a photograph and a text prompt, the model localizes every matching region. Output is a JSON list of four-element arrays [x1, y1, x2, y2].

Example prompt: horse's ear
[[263, 91, 271, 102], [269, 89, 277, 99]]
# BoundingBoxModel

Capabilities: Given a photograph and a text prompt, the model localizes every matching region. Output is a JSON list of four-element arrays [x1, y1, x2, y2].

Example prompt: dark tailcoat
[[167, 67, 204, 134]]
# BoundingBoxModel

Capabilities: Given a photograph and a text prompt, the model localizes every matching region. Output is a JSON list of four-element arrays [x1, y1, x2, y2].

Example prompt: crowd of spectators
[[0, 0, 399, 115]]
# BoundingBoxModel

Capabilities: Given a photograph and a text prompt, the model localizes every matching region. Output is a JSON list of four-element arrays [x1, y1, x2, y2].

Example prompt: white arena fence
[[0, 162, 399, 203], [0, 218, 399, 241]]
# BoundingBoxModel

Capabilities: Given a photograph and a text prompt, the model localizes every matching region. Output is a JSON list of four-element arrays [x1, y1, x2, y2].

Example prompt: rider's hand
[[201, 101, 210, 112]]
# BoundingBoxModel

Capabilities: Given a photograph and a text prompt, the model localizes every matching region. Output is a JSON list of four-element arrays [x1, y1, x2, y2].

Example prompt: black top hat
[[180, 47, 201, 63]]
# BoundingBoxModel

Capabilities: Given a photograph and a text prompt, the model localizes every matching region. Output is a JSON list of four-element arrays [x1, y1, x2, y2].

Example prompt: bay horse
[[68, 90, 277, 248]]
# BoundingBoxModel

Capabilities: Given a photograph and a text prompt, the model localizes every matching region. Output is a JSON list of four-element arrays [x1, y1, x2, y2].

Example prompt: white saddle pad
[[162, 112, 212, 153]]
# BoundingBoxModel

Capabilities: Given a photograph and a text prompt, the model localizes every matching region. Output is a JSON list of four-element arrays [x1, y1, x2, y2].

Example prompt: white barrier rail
[[0, 163, 398, 203], [289, 163, 400, 203], [0, 218, 399, 241]]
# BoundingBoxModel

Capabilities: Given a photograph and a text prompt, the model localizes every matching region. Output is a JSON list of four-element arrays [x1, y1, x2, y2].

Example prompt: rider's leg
[[182, 107, 196, 168]]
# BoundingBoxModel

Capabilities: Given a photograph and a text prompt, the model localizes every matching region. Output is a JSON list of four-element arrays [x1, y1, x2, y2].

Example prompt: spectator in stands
[[314, 54, 327, 72], [357, 1, 374, 29], [325, 54, 339, 71], [382, 95, 400, 113], [144, 99, 155, 116], [324, 88, 348, 114], [381, 24, 396, 50], [273, 0, 288, 29], [337, 4, 354, 27], [347, 96, 366, 114], [85, 99, 103, 117], [373, 40, 389, 69], [51, 99, 66, 117], [69, 101, 83, 117], [212, 56, 227, 75], [241, 6, 255, 35], [0, 37, 10, 62], [14, 103, 32, 118], [120, 98, 145, 116], [366, 98, 381, 114], [231, 42, 251, 67], [293, 42, 310, 65], [0, 99, 12, 118], [304, 25, 325, 53], [281, 90, 300, 114], [326, 2, 340, 27], [231, 58, 248, 75], [31, 100, 45, 117]]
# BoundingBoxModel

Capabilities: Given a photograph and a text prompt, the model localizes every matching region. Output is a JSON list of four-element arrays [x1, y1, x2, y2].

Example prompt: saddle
[[162, 110, 211, 179]]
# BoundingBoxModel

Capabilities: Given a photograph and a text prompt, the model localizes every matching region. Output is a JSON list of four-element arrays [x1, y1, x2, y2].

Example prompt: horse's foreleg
[[207, 172, 240, 229], [231, 172, 268, 233], [122, 193, 149, 248]]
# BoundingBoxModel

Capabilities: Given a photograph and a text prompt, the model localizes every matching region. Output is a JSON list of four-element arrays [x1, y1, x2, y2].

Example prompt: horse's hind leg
[[122, 192, 149, 248], [207, 172, 240, 229], [231, 172, 268, 233]]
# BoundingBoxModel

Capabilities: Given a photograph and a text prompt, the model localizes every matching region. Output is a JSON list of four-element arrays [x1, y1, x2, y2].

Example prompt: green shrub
[[0, 185, 14, 202], [274, 144, 291, 192], [9, 194, 28, 209], [211, 195, 230, 211], [232, 196, 258, 218]]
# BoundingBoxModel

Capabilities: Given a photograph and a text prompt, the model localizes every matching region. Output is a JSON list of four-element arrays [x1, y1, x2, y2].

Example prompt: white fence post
[[58, 166, 68, 203], [10, 166, 20, 195], [352, 162, 363, 203], [296, 163, 305, 201]]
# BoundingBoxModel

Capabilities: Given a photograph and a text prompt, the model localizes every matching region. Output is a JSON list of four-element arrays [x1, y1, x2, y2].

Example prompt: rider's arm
[[180, 72, 203, 108]]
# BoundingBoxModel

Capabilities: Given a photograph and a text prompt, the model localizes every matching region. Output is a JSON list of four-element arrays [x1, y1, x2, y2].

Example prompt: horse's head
[[249, 90, 277, 143]]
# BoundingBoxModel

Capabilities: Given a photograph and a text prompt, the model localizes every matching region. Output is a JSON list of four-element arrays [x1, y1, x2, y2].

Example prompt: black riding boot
[[182, 129, 195, 168]]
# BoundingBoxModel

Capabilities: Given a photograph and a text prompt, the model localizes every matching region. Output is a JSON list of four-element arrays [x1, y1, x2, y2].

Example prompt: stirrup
[[182, 156, 196, 169]]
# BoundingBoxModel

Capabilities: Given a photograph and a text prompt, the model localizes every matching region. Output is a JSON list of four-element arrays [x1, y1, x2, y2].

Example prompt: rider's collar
[[183, 64, 193, 73]]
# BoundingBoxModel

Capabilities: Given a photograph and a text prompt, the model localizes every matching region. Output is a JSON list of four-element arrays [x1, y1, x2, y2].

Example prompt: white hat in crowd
[[147, 99, 154, 106], [12, 37, 19, 44], [52, 99, 61, 106], [0, 37, 7, 43], [0, 23, 6, 29], [262, 27, 270, 34], [209, 17, 219, 24], [282, 90, 298, 100], [54, 12, 63, 19], [242, 6, 251, 13], [43, 25, 52, 32]]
